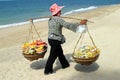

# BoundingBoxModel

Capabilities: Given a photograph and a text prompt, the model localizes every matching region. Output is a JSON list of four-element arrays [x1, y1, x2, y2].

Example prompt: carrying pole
[[28, 16, 94, 23]]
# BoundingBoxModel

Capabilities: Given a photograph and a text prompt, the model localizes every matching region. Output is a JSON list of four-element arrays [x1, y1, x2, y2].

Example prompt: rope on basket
[[86, 25, 96, 47], [25, 21, 34, 43], [73, 33, 83, 54], [73, 24, 96, 55], [30, 19, 41, 40], [25, 19, 42, 43]]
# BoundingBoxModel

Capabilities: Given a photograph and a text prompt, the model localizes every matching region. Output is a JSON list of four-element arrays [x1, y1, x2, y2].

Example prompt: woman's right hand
[[80, 19, 88, 25]]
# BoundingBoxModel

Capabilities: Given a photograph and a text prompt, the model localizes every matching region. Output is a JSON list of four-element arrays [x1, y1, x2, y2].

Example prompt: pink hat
[[50, 3, 64, 16]]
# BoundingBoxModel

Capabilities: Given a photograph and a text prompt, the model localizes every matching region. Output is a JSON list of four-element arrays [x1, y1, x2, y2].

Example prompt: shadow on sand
[[74, 63, 99, 72], [30, 59, 47, 70], [30, 53, 99, 73], [30, 53, 74, 71], [53, 54, 74, 71]]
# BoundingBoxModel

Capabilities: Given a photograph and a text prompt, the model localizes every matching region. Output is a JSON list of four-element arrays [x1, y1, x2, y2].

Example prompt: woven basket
[[72, 54, 99, 65], [23, 49, 47, 61]]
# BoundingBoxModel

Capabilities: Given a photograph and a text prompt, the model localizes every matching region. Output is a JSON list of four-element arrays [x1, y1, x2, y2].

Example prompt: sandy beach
[[0, 4, 120, 80]]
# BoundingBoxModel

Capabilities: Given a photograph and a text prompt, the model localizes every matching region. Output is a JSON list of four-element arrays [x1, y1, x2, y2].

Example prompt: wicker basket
[[23, 50, 47, 61], [72, 54, 99, 65]]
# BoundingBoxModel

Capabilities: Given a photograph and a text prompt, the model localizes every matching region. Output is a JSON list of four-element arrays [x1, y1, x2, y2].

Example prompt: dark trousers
[[44, 39, 69, 73]]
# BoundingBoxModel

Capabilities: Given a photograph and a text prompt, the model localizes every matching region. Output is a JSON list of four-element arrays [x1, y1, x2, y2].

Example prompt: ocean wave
[[63, 6, 98, 15], [0, 6, 97, 29]]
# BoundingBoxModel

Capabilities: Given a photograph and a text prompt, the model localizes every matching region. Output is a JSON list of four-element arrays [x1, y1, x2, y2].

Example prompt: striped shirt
[[48, 16, 79, 43]]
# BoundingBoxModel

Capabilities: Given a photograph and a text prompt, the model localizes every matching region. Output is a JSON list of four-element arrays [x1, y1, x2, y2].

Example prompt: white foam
[[63, 6, 97, 15], [0, 21, 29, 28], [0, 18, 49, 29]]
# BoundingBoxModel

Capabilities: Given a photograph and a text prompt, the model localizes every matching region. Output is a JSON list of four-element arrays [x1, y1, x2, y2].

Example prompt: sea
[[0, 0, 120, 28]]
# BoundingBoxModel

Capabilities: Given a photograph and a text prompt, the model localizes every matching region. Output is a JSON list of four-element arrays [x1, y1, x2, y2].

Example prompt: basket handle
[[73, 24, 96, 55], [30, 19, 42, 40], [25, 20, 42, 43], [73, 33, 83, 54], [86, 25, 96, 47]]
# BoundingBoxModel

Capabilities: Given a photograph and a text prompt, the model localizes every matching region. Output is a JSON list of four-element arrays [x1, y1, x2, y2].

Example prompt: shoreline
[[0, 4, 117, 29]]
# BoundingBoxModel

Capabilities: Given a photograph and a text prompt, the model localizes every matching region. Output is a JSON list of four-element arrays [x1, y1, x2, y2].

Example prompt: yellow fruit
[[85, 45, 91, 50], [74, 50, 84, 57], [36, 48, 43, 52], [90, 46, 100, 54], [29, 44, 36, 48], [86, 52, 94, 58], [91, 49, 97, 54], [22, 42, 29, 49], [96, 48, 100, 54], [24, 52, 29, 54], [39, 46, 43, 50]]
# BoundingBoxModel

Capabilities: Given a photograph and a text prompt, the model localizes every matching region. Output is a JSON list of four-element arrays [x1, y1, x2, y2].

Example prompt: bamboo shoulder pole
[[28, 16, 94, 23]]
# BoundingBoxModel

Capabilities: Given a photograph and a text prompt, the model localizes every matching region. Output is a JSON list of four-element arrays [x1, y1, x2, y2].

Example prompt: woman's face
[[57, 11, 61, 16], [53, 10, 61, 16]]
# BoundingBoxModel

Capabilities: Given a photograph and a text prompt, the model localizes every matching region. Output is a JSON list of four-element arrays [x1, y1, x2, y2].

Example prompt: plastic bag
[[76, 25, 86, 33]]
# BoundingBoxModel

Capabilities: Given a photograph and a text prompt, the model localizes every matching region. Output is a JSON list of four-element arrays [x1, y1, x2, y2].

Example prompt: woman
[[44, 3, 87, 74]]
